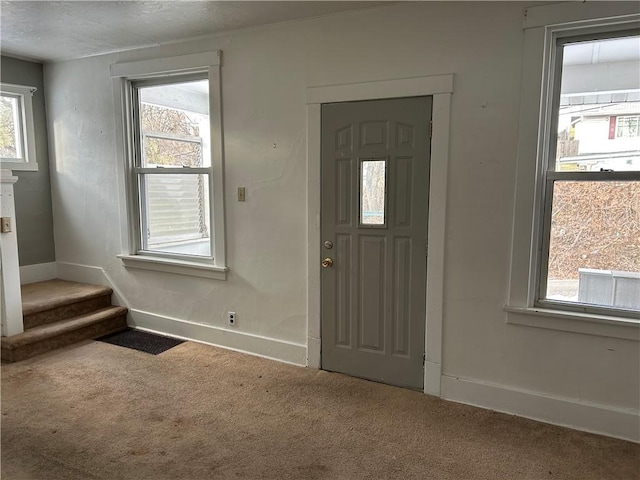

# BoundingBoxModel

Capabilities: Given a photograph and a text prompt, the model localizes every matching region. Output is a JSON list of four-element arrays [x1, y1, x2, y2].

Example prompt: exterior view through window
[[134, 77, 212, 257], [0, 83, 37, 170], [0, 93, 22, 160], [543, 33, 640, 313], [360, 159, 386, 226]]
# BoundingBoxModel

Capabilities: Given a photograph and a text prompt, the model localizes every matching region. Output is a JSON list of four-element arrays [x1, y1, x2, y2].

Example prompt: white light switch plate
[[1, 217, 12, 233]]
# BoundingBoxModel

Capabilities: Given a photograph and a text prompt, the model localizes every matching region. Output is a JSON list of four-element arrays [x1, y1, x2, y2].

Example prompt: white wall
[[44, 2, 639, 439]]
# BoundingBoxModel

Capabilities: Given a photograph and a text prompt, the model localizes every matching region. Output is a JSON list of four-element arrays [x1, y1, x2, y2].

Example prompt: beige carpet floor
[[1, 340, 638, 480]]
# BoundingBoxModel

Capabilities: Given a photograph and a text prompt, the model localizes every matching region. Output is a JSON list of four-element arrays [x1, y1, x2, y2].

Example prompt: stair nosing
[[22, 289, 114, 316], [2, 306, 128, 349]]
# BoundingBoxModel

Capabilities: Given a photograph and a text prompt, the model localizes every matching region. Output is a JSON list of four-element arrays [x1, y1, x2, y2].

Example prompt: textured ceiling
[[0, 1, 388, 63]]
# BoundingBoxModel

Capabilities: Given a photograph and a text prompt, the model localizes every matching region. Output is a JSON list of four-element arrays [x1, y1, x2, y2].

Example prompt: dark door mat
[[97, 329, 185, 355]]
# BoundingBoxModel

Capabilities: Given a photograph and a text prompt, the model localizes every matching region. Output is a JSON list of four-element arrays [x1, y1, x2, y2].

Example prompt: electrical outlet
[[228, 311, 236, 326]]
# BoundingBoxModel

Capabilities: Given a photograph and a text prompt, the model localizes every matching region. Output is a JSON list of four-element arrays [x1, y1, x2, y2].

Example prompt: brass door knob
[[322, 257, 334, 268]]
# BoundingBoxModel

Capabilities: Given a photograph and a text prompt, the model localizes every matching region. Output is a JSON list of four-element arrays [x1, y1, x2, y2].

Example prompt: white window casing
[[0, 83, 38, 172], [506, 3, 640, 338], [111, 51, 227, 280]]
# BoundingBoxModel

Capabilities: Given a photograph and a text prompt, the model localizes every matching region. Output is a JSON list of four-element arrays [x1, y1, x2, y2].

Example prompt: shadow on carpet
[[97, 329, 184, 355]]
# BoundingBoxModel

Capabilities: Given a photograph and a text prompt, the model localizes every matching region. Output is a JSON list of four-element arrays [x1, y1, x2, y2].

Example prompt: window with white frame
[[111, 51, 227, 279], [0, 83, 37, 171], [133, 75, 212, 257], [616, 116, 640, 138], [538, 30, 640, 316]]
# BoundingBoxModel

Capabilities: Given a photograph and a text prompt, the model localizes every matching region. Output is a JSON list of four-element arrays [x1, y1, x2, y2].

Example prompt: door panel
[[359, 234, 386, 351], [392, 236, 411, 356], [335, 159, 352, 225], [321, 96, 432, 390]]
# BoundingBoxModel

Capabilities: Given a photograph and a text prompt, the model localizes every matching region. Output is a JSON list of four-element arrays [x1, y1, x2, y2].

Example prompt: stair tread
[[2, 306, 127, 349], [22, 279, 113, 316]]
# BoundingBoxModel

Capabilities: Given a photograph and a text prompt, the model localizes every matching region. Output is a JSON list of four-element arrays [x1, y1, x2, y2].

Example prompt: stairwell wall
[[1, 56, 56, 267]]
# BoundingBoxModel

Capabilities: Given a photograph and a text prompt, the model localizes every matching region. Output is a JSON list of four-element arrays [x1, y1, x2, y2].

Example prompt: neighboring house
[[556, 35, 640, 171], [558, 107, 640, 171], [1, 1, 639, 443]]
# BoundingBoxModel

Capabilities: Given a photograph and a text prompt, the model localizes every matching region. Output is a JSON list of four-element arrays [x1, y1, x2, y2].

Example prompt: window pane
[[141, 173, 211, 257], [138, 79, 210, 167], [360, 159, 386, 226], [616, 116, 640, 138], [554, 35, 640, 172], [0, 94, 21, 159], [545, 181, 640, 311], [144, 135, 202, 168]]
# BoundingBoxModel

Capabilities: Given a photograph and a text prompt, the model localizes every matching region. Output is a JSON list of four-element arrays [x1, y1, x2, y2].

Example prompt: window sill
[[0, 161, 38, 172], [504, 305, 639, 341], [117, 254, 228, 280]]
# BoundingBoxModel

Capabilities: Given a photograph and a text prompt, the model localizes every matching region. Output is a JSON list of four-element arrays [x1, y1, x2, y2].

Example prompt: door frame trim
[[306, 74, 453, 397]]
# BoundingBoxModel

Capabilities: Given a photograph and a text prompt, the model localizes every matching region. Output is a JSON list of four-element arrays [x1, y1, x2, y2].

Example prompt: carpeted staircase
[[1, 279, 127, 362]]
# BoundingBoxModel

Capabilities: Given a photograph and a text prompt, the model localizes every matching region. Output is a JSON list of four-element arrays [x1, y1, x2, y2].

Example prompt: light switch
[[1, 217, 12, 233], [237, 187, 246, 202]]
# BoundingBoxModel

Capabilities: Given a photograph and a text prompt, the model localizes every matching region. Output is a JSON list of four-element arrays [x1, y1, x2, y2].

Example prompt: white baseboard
[[441, 374, 640, 443], [51, 262, 638, 442], [130, 309, 307, 367], [19, 262, 57, 284], [56, 261, 128, 308], [55, 261, 306, 367]]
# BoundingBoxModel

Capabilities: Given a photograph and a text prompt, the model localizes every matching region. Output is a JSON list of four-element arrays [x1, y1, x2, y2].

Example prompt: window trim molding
[[505, 305, 639, 341], [523, 3, 639, 30], [111, 51, 227, 278], [0, 83, 38, 172], [110, 51, 221, 78], [117, 253, 228, 280], [506, 3, 640, 334]]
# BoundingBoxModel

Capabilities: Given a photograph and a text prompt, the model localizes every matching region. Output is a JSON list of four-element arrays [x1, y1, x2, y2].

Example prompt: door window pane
[[545, 181, 640, 310], [360, 159, 386, 226], [141, 173, 211, 257], [554, 35, 640, 172]]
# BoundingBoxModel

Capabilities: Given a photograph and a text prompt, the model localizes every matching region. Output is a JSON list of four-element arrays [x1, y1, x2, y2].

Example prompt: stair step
[[1, 307, 128, 363], [22, 279, 113, 329]]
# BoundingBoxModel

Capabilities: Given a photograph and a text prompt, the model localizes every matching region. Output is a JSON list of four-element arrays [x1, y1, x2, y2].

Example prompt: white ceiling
[[0, 1, 388, 63]]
